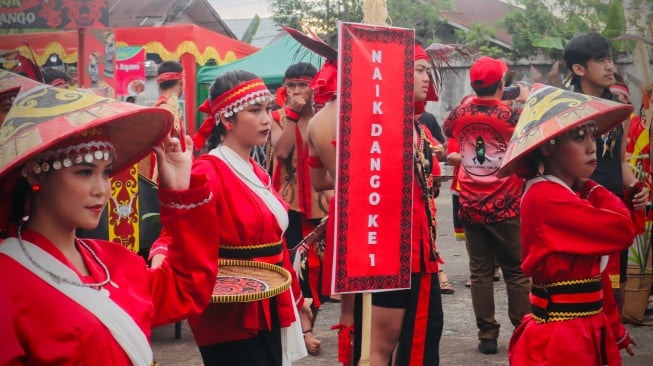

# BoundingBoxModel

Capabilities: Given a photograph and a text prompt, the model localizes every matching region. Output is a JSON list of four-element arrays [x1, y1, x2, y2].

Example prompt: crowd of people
[[0, 27, 649, 366]]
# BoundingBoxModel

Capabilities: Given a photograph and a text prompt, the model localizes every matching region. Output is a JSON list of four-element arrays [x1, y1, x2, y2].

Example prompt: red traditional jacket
[[0, 178, 218, 365], [509, 177, 635, 366], [150, 153, 303, 346]]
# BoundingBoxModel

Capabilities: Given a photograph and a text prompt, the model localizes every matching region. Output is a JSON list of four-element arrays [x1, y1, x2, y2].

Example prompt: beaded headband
[[21, 128, 116, 176], [193, 78, 273, 151], [157, 72, 184, 84], [209, 78, 273, 118]]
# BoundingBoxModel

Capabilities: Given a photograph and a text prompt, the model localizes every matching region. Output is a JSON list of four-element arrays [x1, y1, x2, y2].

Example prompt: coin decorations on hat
[[24, 140, 116, 176]]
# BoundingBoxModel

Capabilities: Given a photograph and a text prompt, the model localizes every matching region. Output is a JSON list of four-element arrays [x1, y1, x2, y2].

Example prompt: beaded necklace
[[413, 122, 440, 262], [17, 224, 112, 289]]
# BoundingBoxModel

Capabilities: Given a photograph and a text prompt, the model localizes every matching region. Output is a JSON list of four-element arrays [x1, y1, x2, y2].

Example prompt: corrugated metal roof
[[439, 0, 514, 47], [108, 0, 236, 38]]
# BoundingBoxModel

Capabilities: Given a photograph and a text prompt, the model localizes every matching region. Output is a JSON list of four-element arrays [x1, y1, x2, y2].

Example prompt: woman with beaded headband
[[0, 71, 220, 365], [498, 84, 637, 365], [150, 70, 308, 365]]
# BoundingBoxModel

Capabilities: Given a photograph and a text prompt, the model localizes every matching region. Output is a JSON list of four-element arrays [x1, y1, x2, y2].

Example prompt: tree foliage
[[270, 0, 450, 45], [386, 0, 452, 45], [499, 0, 643, 59], [454, 23, 504, 58], [270, 0, 362, 36]]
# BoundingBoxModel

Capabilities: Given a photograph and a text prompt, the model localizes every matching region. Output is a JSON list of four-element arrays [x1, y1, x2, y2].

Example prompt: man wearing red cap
[[443, 56, 531, 355]]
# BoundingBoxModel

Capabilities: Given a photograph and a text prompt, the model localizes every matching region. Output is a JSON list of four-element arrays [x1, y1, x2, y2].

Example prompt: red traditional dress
[[509, 176, 635, 366], [150, 146, 303, 348], [0, 178, 218, 365]]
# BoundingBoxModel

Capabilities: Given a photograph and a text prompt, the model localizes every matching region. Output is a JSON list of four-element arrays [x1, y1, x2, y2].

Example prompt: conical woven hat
[[0, 70, 173, 181], [0, 70, 173, 232], [497, 83, 633, 178], [0, 70, 26, 96]]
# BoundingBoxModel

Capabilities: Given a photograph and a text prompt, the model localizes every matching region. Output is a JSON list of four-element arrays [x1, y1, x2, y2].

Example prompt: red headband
[[610, 83, 630, 100], [157, 72, 184, 84], [284, 76, 313, 85], [49, 78, 69, 87], [414, 44, 439, 115], [415, 44, 428, 61], [193, 78, 272, 151]]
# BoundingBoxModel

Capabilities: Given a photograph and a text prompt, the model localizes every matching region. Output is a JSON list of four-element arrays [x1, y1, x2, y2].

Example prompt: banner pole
[[358, 2, 389, 364], [359, 293, 372, 365]]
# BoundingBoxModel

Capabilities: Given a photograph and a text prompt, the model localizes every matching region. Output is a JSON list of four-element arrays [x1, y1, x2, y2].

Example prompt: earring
[[224, 123, 233, 131], [31, 183, 41, 192]]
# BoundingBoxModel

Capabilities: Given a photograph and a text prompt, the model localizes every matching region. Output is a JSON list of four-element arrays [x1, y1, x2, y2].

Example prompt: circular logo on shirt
[[459, 123, 507, 177]]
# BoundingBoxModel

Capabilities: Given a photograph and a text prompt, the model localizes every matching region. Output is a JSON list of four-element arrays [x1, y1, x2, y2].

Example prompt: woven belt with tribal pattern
[[530, 276, 603, 323], [219, 240, 283, 261]]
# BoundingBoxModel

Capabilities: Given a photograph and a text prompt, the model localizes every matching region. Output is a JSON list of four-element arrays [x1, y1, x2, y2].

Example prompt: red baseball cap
[[470, 56, 508, 88]]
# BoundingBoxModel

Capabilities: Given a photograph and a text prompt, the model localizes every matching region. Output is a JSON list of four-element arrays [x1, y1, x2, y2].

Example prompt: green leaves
[[531, 37, 565, 50], [628, 221, 653, 274]]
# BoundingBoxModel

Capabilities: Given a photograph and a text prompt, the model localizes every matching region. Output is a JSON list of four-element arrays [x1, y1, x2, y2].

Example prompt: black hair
[[43, 67, 72, 85], [205, 70, 260, 151], [473, 81, 501, 97], [563, 32, 612, 74], [518, 148, 546, 179], [7, 178, 30, 230], [284, 62, 317, 80], [157, 61, 183, 90]]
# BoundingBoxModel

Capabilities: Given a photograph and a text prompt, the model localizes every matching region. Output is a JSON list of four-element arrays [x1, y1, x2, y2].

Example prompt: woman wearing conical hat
[[498, 84, 636, 365], [0, 71, 220, 365]]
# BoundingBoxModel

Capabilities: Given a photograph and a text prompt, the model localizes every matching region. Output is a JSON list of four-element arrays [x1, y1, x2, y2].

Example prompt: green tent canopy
[[195, 35, 324, 127], [197, 35, 324, 87]]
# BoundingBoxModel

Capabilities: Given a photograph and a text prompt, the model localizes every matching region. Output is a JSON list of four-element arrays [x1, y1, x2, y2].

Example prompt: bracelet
[[160, 192, 213, 210], [284, 106, 300, 122], [302, 329, 313, 335]]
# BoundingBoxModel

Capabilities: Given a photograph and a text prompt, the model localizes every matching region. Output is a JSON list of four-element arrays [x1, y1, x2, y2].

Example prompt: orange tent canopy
[[0, 31, 78, 65], [115, 24, 259, 65]]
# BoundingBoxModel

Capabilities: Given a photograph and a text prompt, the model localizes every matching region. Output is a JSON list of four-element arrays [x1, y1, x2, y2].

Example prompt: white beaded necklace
[[17, 224, 111, 289]]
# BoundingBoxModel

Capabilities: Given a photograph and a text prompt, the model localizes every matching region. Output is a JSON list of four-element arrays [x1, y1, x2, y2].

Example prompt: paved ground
[[152, 187, 653, 365]]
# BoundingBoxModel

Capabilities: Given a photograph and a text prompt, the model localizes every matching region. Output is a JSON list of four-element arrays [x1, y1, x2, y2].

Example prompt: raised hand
[[152, 134, 193, 190]]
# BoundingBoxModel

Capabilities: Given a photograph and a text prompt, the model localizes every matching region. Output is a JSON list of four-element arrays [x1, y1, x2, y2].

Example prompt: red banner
[[0, 0, 108, 29], [115, 46, 145, 97], [332, 22, 414, 294]]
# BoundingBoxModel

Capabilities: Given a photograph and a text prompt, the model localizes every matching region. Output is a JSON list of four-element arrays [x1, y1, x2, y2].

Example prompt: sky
[[210, 0, 272, 19]]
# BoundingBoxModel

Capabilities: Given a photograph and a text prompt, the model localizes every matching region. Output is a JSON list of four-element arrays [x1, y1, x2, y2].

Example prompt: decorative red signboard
[[0, 0, 108, 29], [332, 22, 414, 294]]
